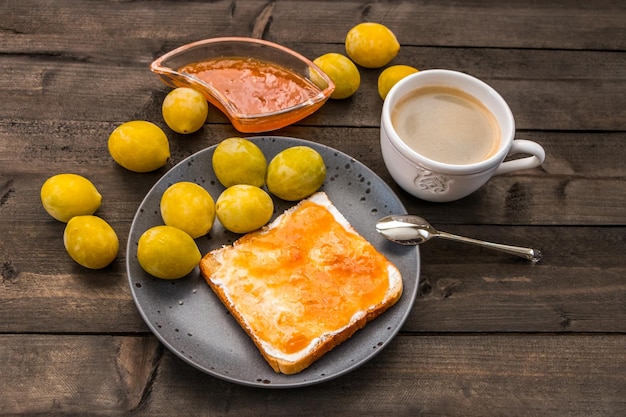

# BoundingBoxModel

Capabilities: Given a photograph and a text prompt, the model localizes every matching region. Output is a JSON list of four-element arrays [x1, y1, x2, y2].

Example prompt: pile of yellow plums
[[136, 137, 326, 279], [313, 22, 419, 100], [40, 173, 118, 269]]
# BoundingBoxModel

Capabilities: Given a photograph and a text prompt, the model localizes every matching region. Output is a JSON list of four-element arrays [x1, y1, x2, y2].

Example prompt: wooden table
[[1, 1, 625, 415]]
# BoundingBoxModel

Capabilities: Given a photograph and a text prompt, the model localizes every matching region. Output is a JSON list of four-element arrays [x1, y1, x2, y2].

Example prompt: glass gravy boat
[[150, 37, 335, 133]]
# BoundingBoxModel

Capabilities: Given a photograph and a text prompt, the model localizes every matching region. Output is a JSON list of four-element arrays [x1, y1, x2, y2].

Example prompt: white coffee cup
[[380, 69, 545, 202]]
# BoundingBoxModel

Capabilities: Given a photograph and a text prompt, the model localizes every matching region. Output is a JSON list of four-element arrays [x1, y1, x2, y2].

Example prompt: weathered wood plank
[[409, 263, 626, 333], [2, 46, 625, 131], [1, 334, 623, 416], [0, 267, 147, 333], [2, 0, 624, 54], [138, 334, 626, 417], [0, 335, 160, 415]]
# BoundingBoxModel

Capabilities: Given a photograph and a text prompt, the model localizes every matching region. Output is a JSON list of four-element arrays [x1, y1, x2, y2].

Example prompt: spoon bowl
[[376, 214, 542, 262]]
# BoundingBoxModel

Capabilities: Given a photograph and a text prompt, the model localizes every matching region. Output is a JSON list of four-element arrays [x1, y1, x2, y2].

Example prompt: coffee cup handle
[[494, 139, 546, 176]]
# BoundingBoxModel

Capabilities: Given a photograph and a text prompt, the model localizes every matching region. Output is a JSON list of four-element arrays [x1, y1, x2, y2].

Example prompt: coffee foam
[[391, 86, 501, 165]]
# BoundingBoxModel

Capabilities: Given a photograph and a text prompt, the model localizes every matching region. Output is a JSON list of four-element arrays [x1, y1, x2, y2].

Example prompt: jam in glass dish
[[151, 37, 335, 133]]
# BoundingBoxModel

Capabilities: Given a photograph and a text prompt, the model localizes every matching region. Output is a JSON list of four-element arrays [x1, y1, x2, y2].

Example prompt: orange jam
[[179, 57, 322, 116], [220, 200, 392, 355]]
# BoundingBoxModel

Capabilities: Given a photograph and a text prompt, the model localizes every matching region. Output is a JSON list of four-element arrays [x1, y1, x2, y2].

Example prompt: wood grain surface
[[1, 1, 625, 415]]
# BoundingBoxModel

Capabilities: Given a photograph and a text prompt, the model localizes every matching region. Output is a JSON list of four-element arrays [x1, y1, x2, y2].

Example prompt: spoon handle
[[436, 231, 542, 262]]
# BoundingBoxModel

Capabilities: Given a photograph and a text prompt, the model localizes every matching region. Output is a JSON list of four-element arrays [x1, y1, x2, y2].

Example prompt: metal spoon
[[376, 214, 542, 262]]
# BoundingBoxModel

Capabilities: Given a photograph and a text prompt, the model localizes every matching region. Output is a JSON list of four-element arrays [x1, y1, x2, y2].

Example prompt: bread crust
[[199, 192, 402, 374]]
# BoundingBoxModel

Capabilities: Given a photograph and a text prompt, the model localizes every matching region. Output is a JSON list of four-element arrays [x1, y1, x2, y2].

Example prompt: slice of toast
[[199, 192, 403, 374]]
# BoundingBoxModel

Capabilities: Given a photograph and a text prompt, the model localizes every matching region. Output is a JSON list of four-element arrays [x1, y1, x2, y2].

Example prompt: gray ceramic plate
[[127, 136, 419, 388]]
